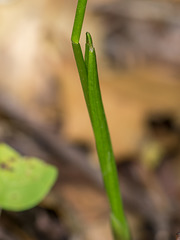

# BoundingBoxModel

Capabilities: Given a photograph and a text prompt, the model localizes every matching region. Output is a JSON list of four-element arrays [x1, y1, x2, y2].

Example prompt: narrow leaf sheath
[[87, 46, 130, 240]]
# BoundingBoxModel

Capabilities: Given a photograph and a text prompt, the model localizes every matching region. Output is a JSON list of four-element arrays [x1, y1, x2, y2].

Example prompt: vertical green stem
[[72, 42, 89, 104], [71, 1, 131, 239], [71, 0, 88, 43]]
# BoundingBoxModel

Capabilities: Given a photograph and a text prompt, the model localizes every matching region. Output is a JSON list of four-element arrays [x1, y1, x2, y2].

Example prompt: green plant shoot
[[0, 143, 58, 211], [71, 0, 131, 240]]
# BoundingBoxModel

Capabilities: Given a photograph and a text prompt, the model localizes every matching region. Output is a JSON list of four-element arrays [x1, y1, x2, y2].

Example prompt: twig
[[0, 95, 102, 187]]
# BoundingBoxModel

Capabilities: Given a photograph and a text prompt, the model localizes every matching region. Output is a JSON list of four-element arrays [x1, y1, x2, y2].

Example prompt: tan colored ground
[[61, 57, 180, 157]]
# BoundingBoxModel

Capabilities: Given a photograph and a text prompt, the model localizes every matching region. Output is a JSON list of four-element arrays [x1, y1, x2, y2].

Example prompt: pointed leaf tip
[[86, 32, 93, 47]]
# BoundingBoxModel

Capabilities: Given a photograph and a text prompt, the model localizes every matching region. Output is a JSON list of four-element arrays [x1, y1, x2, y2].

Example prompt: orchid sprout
[[71, 1, 131, 239]]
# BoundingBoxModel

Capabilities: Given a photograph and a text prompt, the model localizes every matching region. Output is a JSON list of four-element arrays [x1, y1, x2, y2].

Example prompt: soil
[[0, 207, 69, 240]]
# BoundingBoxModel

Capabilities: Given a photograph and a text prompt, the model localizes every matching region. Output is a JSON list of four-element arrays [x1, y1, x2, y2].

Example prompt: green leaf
[[0, 143, 58, 211]]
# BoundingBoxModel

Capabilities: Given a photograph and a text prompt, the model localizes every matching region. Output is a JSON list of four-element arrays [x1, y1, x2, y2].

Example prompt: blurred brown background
[[0, 0, 180, 240]]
